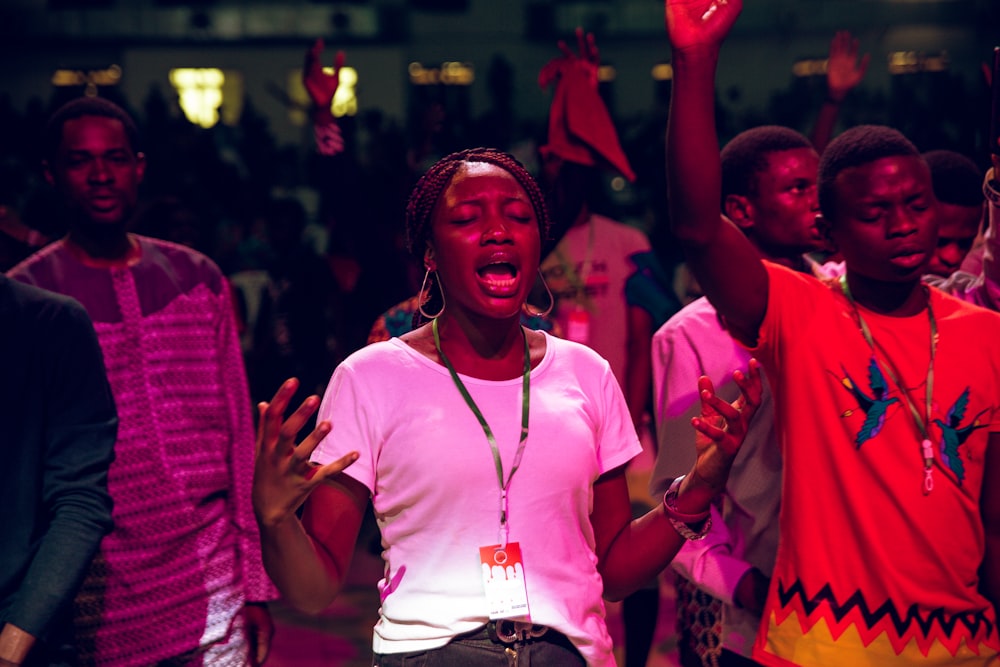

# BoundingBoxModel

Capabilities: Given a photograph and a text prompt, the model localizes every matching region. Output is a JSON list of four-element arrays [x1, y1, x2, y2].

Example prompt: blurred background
[[2, 2, 997, 665], [3, 0, 998, 148], [4, 0, 997, 361]]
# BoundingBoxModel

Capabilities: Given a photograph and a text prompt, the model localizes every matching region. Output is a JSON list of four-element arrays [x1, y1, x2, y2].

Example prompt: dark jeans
[[372, 624, 585, 666]]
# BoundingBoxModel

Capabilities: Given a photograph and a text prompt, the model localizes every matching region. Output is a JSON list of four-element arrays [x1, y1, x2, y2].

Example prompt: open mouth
[[477, 260, 519, 292]]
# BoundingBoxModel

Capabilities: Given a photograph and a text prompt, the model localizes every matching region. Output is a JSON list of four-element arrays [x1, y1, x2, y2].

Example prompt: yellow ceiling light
[[169, 68, 225, 129], [324, 66, 359, 117]]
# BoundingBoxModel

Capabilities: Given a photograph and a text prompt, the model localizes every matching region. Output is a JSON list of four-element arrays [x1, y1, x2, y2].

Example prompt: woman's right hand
[[252, 378, 358, 529]]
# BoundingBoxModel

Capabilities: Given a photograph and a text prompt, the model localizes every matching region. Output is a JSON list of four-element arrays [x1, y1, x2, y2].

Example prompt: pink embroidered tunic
[[9, 236, 274, 666]]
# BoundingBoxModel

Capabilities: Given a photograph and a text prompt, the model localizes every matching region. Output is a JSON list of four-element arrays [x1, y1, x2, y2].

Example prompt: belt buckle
[[491, 620, 548, 644]]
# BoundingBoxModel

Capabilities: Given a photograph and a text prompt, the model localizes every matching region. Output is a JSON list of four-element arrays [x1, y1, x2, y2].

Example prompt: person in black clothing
[[0, 275, 117, 667]]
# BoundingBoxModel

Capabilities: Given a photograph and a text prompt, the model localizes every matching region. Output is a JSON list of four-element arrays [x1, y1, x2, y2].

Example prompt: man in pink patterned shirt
[[8, 96, 276, 666]]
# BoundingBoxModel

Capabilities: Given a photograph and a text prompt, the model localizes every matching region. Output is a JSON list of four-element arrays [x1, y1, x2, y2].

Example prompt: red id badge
[[566, 306, 590, 344], [479, 542, 530, 620]]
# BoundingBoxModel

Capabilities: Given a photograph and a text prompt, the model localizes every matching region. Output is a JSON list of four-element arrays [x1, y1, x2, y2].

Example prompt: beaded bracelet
[[663, 475, 712, 541]]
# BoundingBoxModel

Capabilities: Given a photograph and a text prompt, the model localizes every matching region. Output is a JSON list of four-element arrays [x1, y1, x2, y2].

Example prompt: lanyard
[[432, 318, 531, 546], [839, 276, 939, 494]]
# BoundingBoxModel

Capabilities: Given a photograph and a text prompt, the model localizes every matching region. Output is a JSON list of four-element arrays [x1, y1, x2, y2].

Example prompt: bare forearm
[[258, 515, 345, 615], [600, 504, 686, 600], [599, 470, 718, 600], [665, 42, 769, 339], [810, 99, 841, 154], [667, 48, 724, 245], [0, 624, 35, 666]]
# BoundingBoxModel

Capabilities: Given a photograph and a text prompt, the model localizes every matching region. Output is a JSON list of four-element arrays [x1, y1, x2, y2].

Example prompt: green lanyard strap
[[839, 276, 939, 493], [432, 318, 531, 545]]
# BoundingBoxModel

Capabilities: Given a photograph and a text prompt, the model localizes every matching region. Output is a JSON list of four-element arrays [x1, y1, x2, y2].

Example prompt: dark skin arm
[[0, 625, 34, 666], [665, 0, 767, 345], [810, 30, 869, 154], [252, 379, 365, 615], [593, 364, 762, 600]]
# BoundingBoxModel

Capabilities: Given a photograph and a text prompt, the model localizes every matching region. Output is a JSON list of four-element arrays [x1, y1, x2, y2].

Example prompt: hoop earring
[[418, 267, 446, 320], [523, 268, 554, 318]]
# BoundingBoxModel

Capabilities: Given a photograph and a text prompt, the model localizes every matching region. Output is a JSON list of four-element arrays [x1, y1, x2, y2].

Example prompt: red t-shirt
[[750, 262, 1000, 666]]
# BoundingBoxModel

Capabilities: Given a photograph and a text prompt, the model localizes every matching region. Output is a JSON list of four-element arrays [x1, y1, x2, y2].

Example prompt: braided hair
[[404, 147, 551, 326], [404, 147, 552, 257]]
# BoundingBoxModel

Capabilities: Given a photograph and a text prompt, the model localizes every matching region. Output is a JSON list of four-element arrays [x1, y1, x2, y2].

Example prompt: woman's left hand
[[690, 357, 762, 491]]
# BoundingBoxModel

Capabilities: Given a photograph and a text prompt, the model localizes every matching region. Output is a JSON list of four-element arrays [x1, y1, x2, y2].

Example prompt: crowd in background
[[0, 46, 994, 408], [4, 6, 1000, 663]]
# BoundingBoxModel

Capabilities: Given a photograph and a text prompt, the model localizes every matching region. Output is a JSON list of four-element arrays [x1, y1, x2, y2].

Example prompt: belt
[[487, 620, 549, 645]]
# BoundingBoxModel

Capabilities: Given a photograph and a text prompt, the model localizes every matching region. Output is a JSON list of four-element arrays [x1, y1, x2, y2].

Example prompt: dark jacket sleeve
[[1, 280, 117, 639]]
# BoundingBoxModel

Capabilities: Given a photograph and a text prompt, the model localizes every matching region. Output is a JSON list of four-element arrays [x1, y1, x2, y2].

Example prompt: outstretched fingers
[[256, 378, 326, 467], [279, 393, 322, 447], [826, 30, 869, 97], [309, 451, 360, 486], [692, 378, 740, 446], [257, 379, 300, 454], [252, 379, 355, 526], [732, 357, 763, 416], [291, 418, 332, 470], [577, 27, 599, 65], [692, 359, 762, 454], [556, 27, 599, 65]]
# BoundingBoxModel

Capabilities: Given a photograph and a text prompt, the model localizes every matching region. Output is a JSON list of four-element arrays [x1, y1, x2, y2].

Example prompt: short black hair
[[44, 96, 141, 162], [922, 149, 983, 207], [818, 124, 921, 221], [404, 147, 551, 257], [720, 125, 813, 205]]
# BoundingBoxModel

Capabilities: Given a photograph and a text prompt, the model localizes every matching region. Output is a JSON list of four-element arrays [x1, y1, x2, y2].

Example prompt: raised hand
[[664, 0, 742, 54], [252, 378, 358, 528], [539, 26, 600, 90], [826, 30, 869, 103], [303, 38, 345, 110], [690, 358, 762, 491]]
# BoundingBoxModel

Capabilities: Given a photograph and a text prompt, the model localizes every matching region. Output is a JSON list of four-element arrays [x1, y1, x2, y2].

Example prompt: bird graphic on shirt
[[932, 387, 987, 485], [839, 358, 899, 447]]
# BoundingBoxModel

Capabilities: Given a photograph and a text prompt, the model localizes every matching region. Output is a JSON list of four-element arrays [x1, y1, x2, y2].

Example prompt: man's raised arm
[[665, 0, 768, 343]]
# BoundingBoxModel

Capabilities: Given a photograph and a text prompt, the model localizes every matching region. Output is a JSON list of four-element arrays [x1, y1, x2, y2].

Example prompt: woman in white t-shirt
[[251, 147, 761, 666]]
